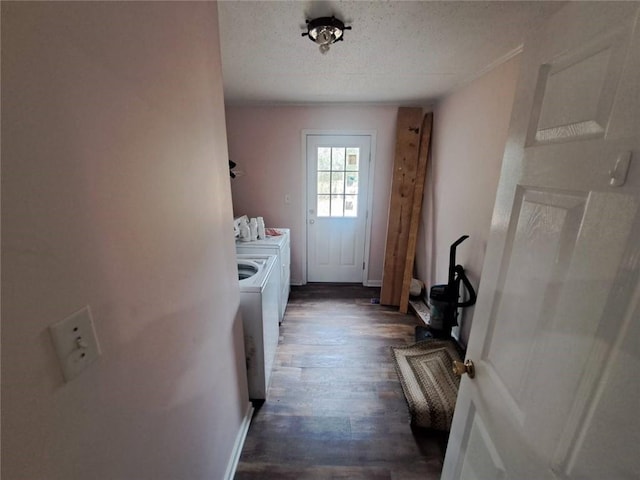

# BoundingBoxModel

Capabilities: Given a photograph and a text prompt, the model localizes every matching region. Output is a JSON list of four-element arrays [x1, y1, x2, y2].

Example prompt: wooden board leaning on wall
[[380, 107, 423, 306], [399, 112, 433, 313]]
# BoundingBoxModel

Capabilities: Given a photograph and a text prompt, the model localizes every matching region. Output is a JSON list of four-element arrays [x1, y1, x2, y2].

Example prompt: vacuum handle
[[454, 265, 477, 308], [448, 235, 469, 285]]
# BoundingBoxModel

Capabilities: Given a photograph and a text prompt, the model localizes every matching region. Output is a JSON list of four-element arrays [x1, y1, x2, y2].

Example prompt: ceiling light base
[[302, 16, 351, 54]]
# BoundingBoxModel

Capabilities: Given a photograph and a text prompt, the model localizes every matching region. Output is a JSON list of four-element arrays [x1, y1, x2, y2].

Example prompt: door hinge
[[363, 262, 365, 270]]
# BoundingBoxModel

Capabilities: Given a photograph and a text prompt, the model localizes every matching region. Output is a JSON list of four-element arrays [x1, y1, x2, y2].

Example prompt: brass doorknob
[[453, 359, 475, 379]]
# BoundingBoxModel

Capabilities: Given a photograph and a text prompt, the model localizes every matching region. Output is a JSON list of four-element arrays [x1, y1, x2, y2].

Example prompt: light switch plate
[[49, 306, 101, 382]]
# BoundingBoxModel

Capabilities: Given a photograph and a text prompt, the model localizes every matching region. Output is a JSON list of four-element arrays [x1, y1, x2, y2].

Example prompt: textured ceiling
[[218, 1, 565, 106]]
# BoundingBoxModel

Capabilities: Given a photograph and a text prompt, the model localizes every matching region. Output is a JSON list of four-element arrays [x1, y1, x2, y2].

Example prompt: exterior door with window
[[307, 135, 371, 283]]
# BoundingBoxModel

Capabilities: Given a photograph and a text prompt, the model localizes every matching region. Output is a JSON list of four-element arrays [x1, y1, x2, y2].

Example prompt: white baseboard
[[290, 280, 381, 287], [223, 402, 254, 480]]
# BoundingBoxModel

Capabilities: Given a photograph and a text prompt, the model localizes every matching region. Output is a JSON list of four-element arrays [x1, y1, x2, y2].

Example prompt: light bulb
[[317, 28, 332, 45], [319, 43, 330, 54]]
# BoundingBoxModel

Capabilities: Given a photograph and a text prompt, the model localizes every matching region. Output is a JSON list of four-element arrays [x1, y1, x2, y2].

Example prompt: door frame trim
[[301, 130, 377, 285]]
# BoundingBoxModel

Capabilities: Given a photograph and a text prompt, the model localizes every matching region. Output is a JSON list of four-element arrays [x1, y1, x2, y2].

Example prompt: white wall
[[416, 55, 521, 345], [1, 3, 249, 479], [226, 106, 400, 285]]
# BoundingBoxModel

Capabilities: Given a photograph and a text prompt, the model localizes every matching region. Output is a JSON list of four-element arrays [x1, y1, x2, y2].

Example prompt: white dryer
[[237, 254, 279, 400]]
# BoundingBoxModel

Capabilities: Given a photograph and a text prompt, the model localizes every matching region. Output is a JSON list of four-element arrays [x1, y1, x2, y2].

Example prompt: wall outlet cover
[[49, 306, 101, 382]]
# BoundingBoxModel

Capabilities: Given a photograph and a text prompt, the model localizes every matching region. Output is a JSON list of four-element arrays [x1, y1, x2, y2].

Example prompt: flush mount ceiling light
[[301, 16, 351, 55]]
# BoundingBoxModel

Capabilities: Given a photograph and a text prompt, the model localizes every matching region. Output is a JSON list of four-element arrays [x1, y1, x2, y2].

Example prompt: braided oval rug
[[391, 339, 462, 431]]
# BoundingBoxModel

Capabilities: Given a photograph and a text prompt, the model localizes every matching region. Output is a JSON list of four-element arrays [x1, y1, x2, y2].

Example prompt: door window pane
[[346, 148, 359, 171], [331, 172, 345, 194], [317, 172, 331, 194], [345, 173, 358, 194], [318, 147, 331, 170], [332, 148, 345, 170], [344, 195, 358, 217], [331, 195, 344, 217], [317, 195, 331, 216]]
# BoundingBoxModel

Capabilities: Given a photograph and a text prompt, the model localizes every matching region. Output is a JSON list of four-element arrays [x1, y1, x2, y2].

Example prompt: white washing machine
[[236, 228, 290, 324], [237, 254, 279, 400]]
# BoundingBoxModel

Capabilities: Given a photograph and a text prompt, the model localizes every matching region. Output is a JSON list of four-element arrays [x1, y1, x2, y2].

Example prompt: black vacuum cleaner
[[428, 235, 477, 338]]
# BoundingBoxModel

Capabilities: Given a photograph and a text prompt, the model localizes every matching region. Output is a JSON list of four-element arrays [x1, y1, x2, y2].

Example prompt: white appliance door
[[306, 135, 371, 283], [443, 3, 640, 479]]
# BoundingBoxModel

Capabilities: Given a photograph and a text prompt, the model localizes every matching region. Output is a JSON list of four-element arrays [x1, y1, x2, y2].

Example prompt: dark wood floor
[[234, 284, 448, 480]]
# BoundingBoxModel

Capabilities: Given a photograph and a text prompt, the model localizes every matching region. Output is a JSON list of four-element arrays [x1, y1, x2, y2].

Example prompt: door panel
[[339, 230, 357, 265], [558, 283, 640, 479], [307, 135, 371, 283], [484, 188, 588, 405], [458, 407, 506, 480], [443, 3, 640, 479], [527, 25, 632, 145]]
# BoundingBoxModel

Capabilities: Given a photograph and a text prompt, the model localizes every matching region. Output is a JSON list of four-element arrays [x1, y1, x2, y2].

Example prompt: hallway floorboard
[[235, 284, 447, 480]]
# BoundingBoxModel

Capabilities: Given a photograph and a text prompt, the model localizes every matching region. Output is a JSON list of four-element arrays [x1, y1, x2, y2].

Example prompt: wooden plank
[[380, 107, 423, 306], [399, 112, 433, 313]]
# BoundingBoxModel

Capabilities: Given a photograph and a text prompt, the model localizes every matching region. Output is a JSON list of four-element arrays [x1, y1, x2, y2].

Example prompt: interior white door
[[443, 3, 640, 479], [307, 135, 371, 283]]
